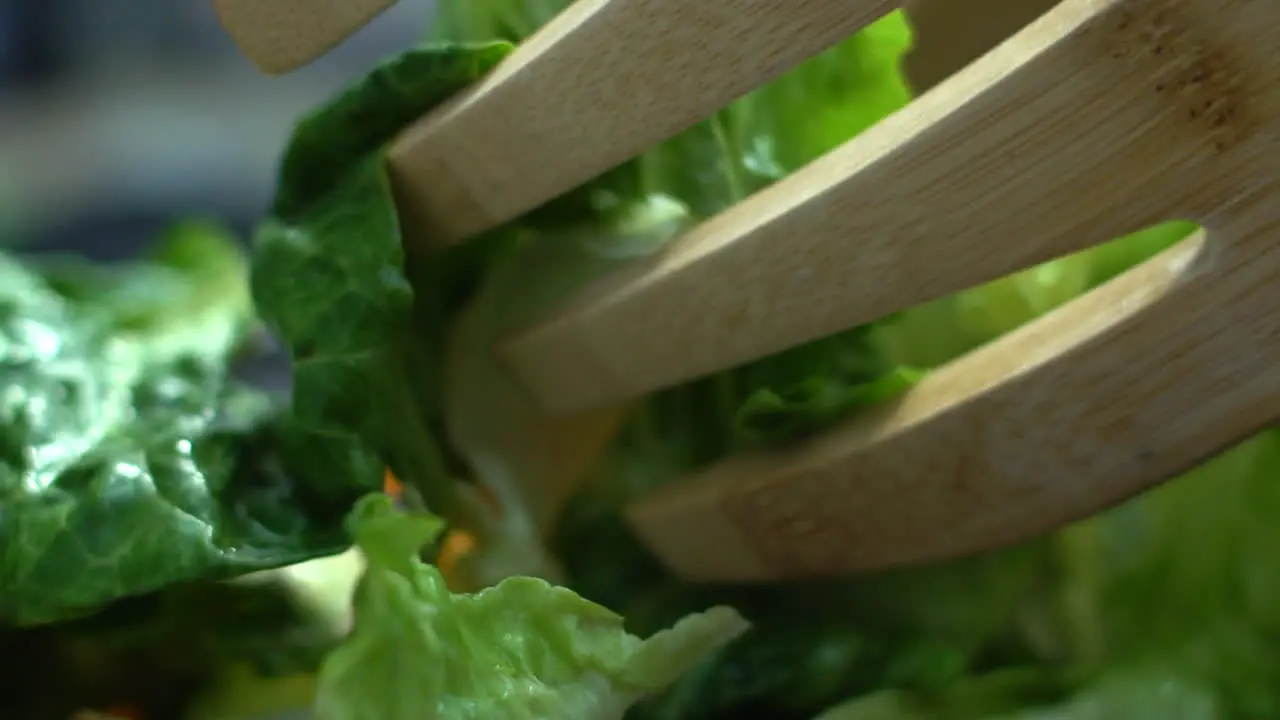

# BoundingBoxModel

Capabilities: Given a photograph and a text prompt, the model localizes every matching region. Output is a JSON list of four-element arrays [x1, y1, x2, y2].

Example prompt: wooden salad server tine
[[213, 0, 400, 74], [502, 0, 1278, 414], [524, 0, 1278, 581], [628, 200, 1280, 582], [386, 0, 903, 247]]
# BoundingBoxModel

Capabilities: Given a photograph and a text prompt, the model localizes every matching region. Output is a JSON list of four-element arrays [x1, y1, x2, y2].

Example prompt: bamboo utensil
[[218, 0, 1279, 583], [213, 0, 400, 74]]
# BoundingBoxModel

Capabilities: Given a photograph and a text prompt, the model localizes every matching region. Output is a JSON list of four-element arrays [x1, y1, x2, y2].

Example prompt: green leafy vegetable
[[251, 42, 513, 522], [0, 224, 349, 626], [34, 219, 254, 346], [313, 494, 747, 720]]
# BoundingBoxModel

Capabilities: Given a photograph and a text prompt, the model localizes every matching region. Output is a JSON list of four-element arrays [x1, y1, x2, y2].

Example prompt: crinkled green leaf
[[313, 495, 748, 720], [251, 42, 513, 518], [272, 43, 512, 219], [733, 348, 924, 446], [0, 228, 348, 626], [34, 219, 253, 347]]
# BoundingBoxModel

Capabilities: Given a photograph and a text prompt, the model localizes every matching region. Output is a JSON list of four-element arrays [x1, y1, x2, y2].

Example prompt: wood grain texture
[[627, 202, 1280, 581], [505, 0, 1275, 413], [609, 0, 1278, 581], [387, 0, 900, 248], [903, 0, 1063, 91], [215, 0, 1277, 581], [212, 0, 398, 74]]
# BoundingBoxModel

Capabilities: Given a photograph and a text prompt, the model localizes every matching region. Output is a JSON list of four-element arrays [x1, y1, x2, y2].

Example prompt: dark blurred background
[[0, 0, 435, 257], [0, 0, 437, 392]]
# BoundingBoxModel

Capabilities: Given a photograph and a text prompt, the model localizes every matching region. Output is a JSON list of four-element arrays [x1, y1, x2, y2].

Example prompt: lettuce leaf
[[251, 41, 514, 525], [0, 224, 350, 626], [313, 495, 748, 720]]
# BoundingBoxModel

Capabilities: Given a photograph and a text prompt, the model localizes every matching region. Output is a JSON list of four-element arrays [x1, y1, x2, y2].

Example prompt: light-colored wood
[[625, 190, 1280, 581], [212, 0, 398, 74], [503, 0, 1275, 581], [386, 0, 900, 248], [218, 0, 1277, 583], [503, 0, 1276, 414], [903, 0, 1063, 91]]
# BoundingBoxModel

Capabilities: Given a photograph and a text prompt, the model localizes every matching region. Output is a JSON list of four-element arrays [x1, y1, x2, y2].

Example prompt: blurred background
[[0, 0, 438, 393], [0, 0, 436, 257]]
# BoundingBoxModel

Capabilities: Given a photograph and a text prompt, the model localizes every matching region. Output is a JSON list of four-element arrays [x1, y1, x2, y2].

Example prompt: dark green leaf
[[0, 244, 348, 626], [34, 219, 252, 338], [252, 43, 513, 517], [734, 365, 923, 445], [272, 42, 513, 218]]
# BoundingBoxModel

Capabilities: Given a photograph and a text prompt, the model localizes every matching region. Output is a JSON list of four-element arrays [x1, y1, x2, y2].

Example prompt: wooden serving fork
[[219, 0, 1279, 583], [212, 0, 400, 74]]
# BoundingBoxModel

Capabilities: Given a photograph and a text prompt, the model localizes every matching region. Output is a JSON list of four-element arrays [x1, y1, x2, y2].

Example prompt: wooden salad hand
[[213, 0, 1278, 584], [213, 0, 399, 74]]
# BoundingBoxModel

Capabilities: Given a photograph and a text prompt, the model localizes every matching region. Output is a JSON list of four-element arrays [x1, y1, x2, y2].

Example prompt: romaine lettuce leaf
[[33, 219, 255, 349], [251, 41, 513, 525], [0, 224, 350, 626], [313, 495, 748, 720]]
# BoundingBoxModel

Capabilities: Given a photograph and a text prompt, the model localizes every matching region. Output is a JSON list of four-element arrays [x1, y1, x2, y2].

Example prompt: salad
[[3, 2, 1279, 718]]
